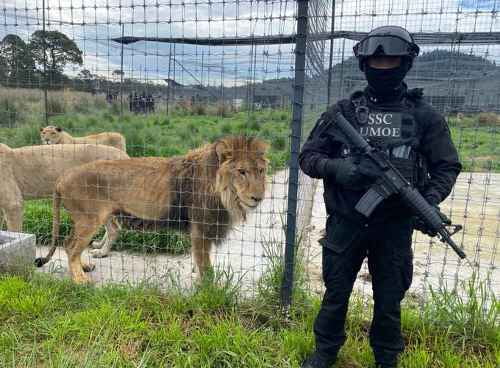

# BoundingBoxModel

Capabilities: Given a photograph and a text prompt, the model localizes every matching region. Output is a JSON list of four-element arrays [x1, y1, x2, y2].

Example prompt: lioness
[[40, 126, 126, 152], [0, 143, 129, 233], [36, 136, 269, 283]]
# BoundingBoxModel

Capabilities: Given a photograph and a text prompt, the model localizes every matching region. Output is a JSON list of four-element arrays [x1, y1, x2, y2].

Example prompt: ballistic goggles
[[353, 35, 419, 58]]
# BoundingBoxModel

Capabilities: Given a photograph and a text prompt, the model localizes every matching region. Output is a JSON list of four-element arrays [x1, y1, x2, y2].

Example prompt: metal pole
[[201, 51, 204, 85], [252, 44, 257, 111], [172, 43, 176, 105], [42, 0, 48, 125], [166, 43, 172, 115], [280, 0, 309, 310], [120, 23, 124, 116], [246, 44, 252, 112], [220, 65, 224, 108], [339, 38, 345, 99], [326, 1, 336, 105]]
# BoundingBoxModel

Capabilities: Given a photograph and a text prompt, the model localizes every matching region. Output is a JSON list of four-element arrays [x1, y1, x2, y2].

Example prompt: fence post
[[326, 1, 336, 106], [120, 23, 124, 116], [42, 0, 48, 125], [281, 0, 309, 310]]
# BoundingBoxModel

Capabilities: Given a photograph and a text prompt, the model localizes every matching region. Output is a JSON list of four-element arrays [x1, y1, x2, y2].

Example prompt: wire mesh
[[0, 0, 299, 296], [301, 0, 499, 306], [0, 0, 498, 307]]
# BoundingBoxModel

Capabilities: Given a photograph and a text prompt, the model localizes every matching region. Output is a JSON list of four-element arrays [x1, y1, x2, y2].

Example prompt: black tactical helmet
[[353, 25, 420, 71]]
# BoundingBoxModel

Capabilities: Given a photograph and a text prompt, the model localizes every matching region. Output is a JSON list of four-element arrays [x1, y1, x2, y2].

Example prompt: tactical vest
[[339, 90, 428, 189]]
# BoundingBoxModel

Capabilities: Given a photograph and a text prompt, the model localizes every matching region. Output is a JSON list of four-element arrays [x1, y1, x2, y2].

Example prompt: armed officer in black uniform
[[299, 26, 462, 368]]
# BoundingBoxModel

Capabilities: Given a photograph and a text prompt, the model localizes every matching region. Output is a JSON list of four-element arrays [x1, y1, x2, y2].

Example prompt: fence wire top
[[112, 31, 500, 46]]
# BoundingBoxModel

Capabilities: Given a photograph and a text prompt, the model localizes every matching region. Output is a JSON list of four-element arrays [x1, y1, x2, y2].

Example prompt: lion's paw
[[82, 262, 95, 272]]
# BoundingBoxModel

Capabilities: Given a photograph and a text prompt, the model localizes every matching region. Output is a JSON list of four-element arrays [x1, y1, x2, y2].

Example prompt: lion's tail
[[34, 190, 62, 267]]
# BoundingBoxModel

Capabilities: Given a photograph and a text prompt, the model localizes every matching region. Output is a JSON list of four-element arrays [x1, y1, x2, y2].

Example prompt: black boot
[[301, 352, 336, 368], [375, 363, 397, 368]]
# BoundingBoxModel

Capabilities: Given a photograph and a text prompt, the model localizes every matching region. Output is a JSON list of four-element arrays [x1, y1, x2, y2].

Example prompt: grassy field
[[0, 88, 292, 171], [0, 90, 498, 367], [0, 268, 497, 368], [0, 107, 292, 171], [0, 90, 291, 252], [0, 89, 499, 252], [0, 88, 498, 173]]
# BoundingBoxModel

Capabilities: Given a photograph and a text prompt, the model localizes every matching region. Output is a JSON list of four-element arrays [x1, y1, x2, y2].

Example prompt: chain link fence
[[300, 0, 500, 307], [0, 0, 498, 306]]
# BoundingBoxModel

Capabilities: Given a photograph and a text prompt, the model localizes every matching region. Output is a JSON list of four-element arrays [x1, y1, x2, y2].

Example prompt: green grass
[[1, 93, 499, 173], [0, 269, 497, 368], [450, 126, 499, 172], [16, 199, 191, 255], [0, 107, 292, 172], [0, 226, 498, 367], [0, 104, 292, 253]]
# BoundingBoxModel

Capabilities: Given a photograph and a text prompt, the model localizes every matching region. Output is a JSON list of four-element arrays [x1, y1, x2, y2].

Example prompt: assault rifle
[[328, 111, 466, 259]]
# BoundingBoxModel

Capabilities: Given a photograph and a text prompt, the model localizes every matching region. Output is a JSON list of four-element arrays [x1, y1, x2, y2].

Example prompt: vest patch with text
[[359, 111, 402, 139]]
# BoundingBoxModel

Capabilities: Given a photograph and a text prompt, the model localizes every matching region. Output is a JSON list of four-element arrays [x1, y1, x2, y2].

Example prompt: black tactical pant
[[314, 215, 413, 366]]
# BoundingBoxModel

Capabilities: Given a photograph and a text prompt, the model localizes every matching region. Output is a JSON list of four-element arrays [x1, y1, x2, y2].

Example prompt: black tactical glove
[[324, 156, 381, 188], [412, 204, 451, 237]]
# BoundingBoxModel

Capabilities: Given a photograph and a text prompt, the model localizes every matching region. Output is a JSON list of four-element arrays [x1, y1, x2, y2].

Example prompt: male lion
[[40, 126, 126, 152], [36, 136, 269, 283], [0, 143, 129, 232]]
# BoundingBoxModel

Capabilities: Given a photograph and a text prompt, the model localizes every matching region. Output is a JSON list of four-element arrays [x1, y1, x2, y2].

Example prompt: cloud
[[0, 0, 299, 85], [0, 0, 498, 86]]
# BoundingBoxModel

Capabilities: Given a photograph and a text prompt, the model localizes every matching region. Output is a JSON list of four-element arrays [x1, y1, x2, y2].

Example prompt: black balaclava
[[363, 58, 411, 100]]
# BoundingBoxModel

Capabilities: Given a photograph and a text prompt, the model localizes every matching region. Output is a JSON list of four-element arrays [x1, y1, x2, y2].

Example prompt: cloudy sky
[[0, 0, 498, 86]]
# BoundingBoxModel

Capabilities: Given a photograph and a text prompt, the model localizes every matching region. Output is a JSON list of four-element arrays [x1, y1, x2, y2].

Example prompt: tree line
[[0, 31, 82, 88], [0, 31, 176, 97]]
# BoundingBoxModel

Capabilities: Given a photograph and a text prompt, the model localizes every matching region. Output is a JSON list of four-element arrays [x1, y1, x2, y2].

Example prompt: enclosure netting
[[300, 0, 499, 307], [0, 0, 300, 294], [0, 0, 498, 305]]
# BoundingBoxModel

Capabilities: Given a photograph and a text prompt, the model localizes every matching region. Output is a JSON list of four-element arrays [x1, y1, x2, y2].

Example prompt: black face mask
[[364, 64, 408, 96]]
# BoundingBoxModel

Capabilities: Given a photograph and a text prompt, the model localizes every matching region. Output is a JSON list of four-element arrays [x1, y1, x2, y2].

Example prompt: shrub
[[220, 121, 233, 134]]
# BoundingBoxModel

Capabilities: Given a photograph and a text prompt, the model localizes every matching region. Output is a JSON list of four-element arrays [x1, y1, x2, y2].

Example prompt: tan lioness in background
[[0, 143, 129, 233], [36, 136, 269, 284], [40, 126, 126, 152]]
